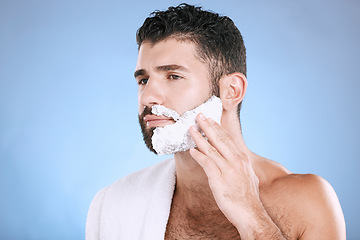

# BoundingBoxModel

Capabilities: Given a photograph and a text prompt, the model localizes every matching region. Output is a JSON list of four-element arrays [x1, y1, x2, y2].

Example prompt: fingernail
[[191, 125, 197, 131], [199, 113, 206, 120], [208, 118, 215, 124]]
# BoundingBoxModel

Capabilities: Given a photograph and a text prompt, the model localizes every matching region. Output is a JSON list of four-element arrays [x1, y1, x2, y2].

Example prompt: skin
[[135, 38, 346, 239]]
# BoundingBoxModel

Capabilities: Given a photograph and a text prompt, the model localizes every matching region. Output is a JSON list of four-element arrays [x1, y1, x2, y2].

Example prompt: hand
[[189, 113, 261, 228]]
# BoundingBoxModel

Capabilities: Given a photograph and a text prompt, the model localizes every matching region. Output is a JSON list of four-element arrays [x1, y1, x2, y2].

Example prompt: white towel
[[86, 158, 176, 240]]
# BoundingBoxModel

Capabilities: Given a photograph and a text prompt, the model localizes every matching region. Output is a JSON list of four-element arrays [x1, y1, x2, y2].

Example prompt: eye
[[169, 74, 182, 80], [138, 78, 148, 85]]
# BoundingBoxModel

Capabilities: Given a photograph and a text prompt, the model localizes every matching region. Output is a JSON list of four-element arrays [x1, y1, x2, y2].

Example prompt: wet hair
[[136, 3, 246, 116]]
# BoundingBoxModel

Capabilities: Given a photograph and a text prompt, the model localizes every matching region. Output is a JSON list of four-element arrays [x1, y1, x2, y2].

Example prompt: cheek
[[176, 91, 212, 115], [138, 94, 144, 113]]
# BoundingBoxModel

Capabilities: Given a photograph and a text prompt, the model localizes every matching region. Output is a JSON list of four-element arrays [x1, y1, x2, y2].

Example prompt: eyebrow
[[134, 64, 189, 78], [156, 64, 188, 72], [134, 69, 146, 78]]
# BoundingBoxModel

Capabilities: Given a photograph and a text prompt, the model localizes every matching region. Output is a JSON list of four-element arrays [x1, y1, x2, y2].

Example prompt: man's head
[[136, 3, 246, 114], [135, 4, 247, 153]]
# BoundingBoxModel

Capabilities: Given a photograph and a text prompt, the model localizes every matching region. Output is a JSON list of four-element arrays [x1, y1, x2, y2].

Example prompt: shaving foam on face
[[151, 95, 222, 155], [152, 105, 181, 121]]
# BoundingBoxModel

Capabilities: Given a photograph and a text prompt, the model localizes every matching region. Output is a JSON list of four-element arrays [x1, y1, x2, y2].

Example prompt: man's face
[[135, 38, 212, 153]]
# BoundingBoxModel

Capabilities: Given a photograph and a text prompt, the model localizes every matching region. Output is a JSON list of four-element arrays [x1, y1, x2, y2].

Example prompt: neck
[[173, 151, 218, 211]]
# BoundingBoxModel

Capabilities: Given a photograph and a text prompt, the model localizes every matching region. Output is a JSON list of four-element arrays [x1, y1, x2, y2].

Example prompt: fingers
[[189, 125, 225, 175], [189, 113, 251, 179], [189, 147, 221, 177], [194, 113, 247, 164]]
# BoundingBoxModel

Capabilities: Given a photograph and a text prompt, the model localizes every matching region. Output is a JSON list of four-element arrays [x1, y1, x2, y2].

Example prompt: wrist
[[233, 202, 285, 240]]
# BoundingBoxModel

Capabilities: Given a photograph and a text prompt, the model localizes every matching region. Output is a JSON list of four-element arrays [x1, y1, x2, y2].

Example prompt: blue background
[[1, 0, 359, 239]]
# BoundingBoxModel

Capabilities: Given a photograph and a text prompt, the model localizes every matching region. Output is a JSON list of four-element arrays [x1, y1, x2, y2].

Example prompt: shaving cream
[[151, 95, 222, 155]]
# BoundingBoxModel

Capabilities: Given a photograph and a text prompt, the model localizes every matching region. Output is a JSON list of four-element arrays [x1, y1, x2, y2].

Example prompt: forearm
[[234, 202, 286, 240]]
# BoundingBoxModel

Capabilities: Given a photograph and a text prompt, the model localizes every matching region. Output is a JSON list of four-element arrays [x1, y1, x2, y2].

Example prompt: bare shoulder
[[256, 157, 346, 239]]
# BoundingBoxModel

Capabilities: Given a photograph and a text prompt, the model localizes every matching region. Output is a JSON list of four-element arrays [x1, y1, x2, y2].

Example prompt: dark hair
[[136, 3, 246, 115]]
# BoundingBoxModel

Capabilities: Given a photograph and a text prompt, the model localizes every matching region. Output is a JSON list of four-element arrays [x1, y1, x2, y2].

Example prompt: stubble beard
[[138, 106, 157, 154]]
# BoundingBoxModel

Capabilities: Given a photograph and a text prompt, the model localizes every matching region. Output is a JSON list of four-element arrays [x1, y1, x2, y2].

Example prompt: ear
[[219, 72, 248, 111]]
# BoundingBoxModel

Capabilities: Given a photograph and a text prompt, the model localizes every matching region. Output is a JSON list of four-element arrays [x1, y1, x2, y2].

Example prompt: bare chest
[[164, 195, 299, 240], [164, 203, 241, 240]]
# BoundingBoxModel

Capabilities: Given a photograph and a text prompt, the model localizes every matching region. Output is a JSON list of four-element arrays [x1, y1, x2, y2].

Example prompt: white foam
[[152, 105, 180, 121], [151, 96, 222, 155]]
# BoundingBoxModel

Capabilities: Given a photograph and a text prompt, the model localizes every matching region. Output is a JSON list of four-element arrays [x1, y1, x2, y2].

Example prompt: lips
[[144, 115, 176, 128]]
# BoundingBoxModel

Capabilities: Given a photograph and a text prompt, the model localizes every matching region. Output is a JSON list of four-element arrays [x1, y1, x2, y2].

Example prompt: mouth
[[144, 115, 176, 128]]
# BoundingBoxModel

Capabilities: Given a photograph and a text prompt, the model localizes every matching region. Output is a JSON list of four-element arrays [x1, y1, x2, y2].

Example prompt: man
[[86, 4, 345, 239]]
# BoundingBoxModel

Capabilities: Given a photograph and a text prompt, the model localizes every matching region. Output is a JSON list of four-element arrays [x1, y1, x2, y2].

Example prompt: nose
[[139, 78, 166, 107]]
